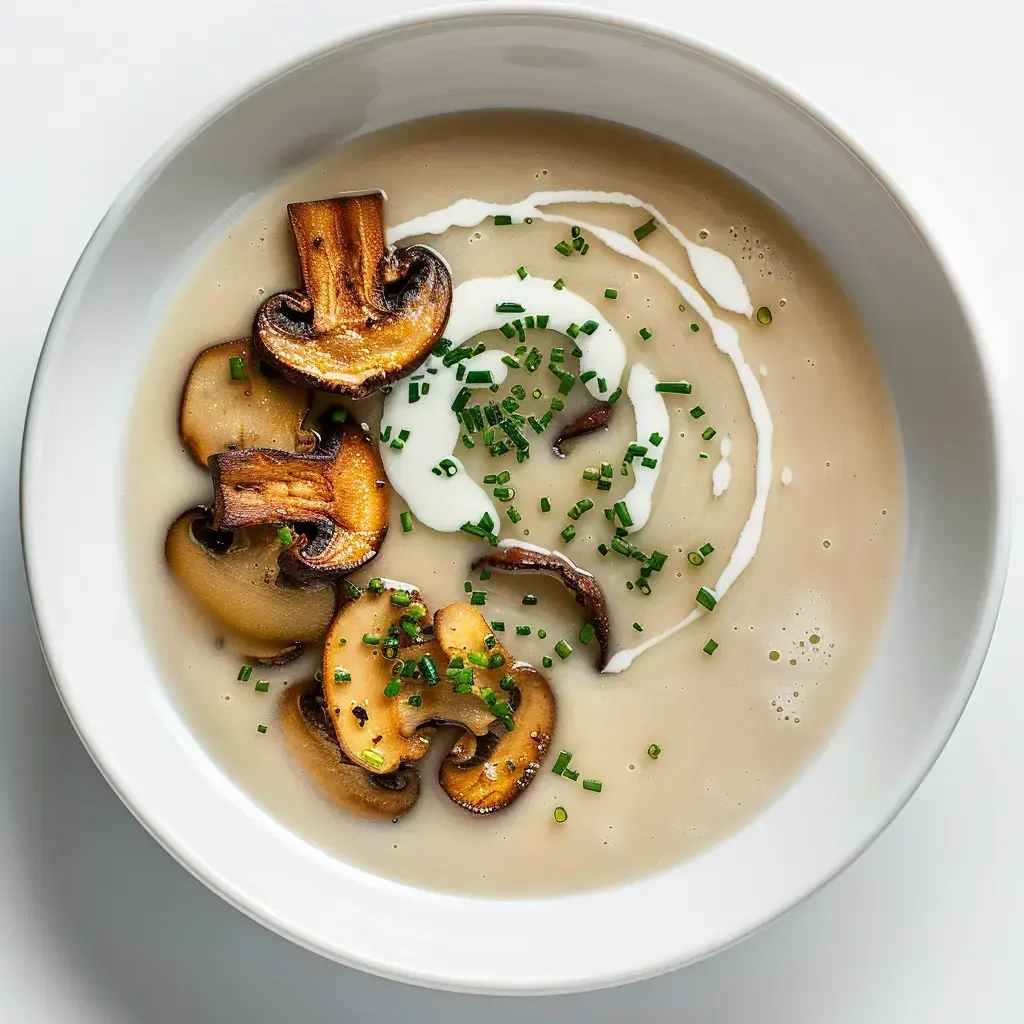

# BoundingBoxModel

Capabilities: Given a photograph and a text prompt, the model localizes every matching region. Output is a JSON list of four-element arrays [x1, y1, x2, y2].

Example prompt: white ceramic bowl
[[21, 4, 1008, 995]]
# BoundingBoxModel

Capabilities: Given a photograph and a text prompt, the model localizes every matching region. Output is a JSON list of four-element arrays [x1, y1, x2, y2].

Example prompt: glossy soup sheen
[[124, 112, 903, 896]]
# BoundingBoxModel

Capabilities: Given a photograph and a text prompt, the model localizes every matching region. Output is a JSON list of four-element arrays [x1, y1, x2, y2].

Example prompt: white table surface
[[2, 0, 1021, 1019]]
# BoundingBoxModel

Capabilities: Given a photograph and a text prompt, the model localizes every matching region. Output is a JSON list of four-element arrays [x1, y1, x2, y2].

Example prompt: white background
[[1, 0, 1021, 1019]]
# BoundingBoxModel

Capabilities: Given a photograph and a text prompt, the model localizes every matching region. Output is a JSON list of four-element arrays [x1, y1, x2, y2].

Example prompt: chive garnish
[[702, 426, 717, 441], [700, 542, 715, 556], [256, 723, 267, 734], [496, 302, 525, 314], [703, 638, 719, 655], [228, 355, 246, 380], [560, 525, 576, 543], [237, 665, 253, 682], [554, 639, 573, 660], [516, 625, 531, 636], [277, 526, 293, 546], [464, 581, 473, 593], [333, 666, 351, 683], [493, 214, 512, 226], [647, 743, 662, 759], [580, 320, 599, 335], [579, 622, 596, 645], [390, 591, 412, 608], [554, 241, 573, 257], [361, 633, 380, 645], [690, 323, 700, 332], [699, 452, 709, 460], [536, 314, 550, 328], [420, 655, 439, 685], [633, 218, 657, 241], [582, 779, 603, 793], [522, 594, 538, 606], [408, 694, 423, 708], [499, 674, 515, 691], [639, 327, 653, 341], [562, 768, 579, 782], [654, 381, 692, 394], [632, 621, 644, 632], [470, 592, 487, 606], [540, 496, 551, 513], [383, 679, 401, 699], [490, 620, 505, 632], [696, 586, 718, 611], [439, 458, 458, 476], [360, 749, 385, 769], [613, 501, 633, 528], [552, 750, 573, 775], [553, 806, 568, 823], [604, 288, 618, 299], [400, 512, 414, 533], [538, 629, 547, 639], [542, 656, 553, 668], [757, 306, 773, 325], [517, 266, 528, 280], [507, 506, 522, 524], [553, 278, 566, 290], [567, 498, 594, 520], [466, 369, 494, 385], [608, 388, 622, 404], [493, 486, 515, 502], [254, 680, 270, 693], [408, 381, 420, 404], [690, 406, 705, 419]]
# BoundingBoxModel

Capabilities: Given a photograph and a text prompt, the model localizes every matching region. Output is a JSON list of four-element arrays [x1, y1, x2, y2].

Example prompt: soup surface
[[124, 112, 903, 896]]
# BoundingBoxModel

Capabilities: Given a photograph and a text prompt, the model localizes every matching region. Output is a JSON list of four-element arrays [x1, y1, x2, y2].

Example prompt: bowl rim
[[20, 1, 1011, 993]]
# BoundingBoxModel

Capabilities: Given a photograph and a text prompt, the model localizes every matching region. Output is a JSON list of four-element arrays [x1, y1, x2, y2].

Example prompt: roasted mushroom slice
[[433, 602, 556, 814], [210, 415, 388, 581], [472, 543, 612, 670], [321, 585, 493, 775], [279, 681, 421, 819], [253, 193, 452, 396], [165, 508, 335, 662], [179, 339, 315, 466], [552, 402, 614, 458]]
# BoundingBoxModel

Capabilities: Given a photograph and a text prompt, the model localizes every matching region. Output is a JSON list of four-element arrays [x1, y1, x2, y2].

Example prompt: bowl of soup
[[21, 4, 1007, 994]]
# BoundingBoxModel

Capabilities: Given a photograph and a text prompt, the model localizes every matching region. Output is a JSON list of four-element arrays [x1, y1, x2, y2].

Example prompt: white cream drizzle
[[389, 190, 773, 673], [622, 364, 669, 534], [712, 436, 733, 498]]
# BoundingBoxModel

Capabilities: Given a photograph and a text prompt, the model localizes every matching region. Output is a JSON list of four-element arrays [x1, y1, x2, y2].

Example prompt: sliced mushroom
[[210, 415, 388, 581], [433, 603, 556, 814], [321, 586, 493, 774], [179, 339, 315, 467], [472, 544, 611, 670], [253, 193, 452, 396], [165, 508, 336, 662], [279, 681, 420, 819], [552, 401, 614, 458]]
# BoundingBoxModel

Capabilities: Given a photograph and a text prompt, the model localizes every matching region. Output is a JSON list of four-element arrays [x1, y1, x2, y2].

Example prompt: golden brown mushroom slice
[[433, 603, 557, 814], [210, 414, 389, 582], [179, 339, 315, 467], [472, 544, 611, 670], [552, 401, 614, 458], [253, 192, 452, 396], [322, 586, 498, 775], [165, 508, 336, 663], [279, 681, 420, 819]]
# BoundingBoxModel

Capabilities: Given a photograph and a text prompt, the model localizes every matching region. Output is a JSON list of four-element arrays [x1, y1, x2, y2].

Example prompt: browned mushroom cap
[[279, 681, 420, 819], [165, 508, 336, 662], [433, 603, 556, 814], [210, 414, 388, 582], [472, 544, 611, 670], [179, 339, 315, 467], [552, 402, 614, 458], [321, 586, 494, 775], [253, 193, 452, 397]]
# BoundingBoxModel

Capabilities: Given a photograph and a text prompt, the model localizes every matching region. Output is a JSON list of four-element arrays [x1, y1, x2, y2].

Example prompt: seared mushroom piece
[[253, 193, 452, 396], [279, 681, 420, 819], [472, 544, 612, 670], [552, 402, 614, 458], [321, 586, 493, 775], [210, 415, 388, 581], [179, 339, 315, 467], [433, 603, 556, 814], [165, 508, 335, 662]]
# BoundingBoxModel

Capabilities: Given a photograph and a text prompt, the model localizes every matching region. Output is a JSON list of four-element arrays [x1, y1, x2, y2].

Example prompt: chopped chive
[[420, 655, 439, 685], [470, 592, 487, 606], [237, 665, 253, 682], [597, 377, 607, 394], [550, 346, 565, 363], [333, 666, 351, 683], [582, 778, 603, 793], [648, 551, 668, 571], [639, 327, 653, 341], [408, 694, 423, 708], [466, 369, 494, 385], [582, 466, 599, 482], [566, 322, 580, 340], [597, 543, 609, 556], [536, 314, 550, 329], [696, 586, 718, 611], [610, 536, 635, 557], [554, 240, 573, 257], [537, 629, 547, 640], [632, 622, 644, 632], [542, 656, 553, 668], [439, 458, 458, 477], [600, 461, 614, 479], [398, 429, 410, 442], [579, 370, 597, 384], [567, 498, 594, 520], [604, 288, 618, 299], [580, 320, 599, 335], [654, 381, 692, 394], [540, 496, 551, 513], [608, 387, 623, 404], [274, 526, 293, 547], [256, 723, 267, 734], [571, 225, 582, 238], [699, 452, 709, 459], [563, 768, 580, 782], [383, 679, 402, 699], [525, 347, 543, 371], [341, 580, 361, 601], [553, 806, 568, 823], [496, 302, 525, 314], [507, 506, 522, 524], [554, 639, 573, 660], [516, 625, 531, 636], [361, 633, 380, 646], [499, 322, 517, 339], [690, 406, 705, 419], [640, 457, 657, 469], [490, 620, 505, 632], [690, 323, 700, 332], [522, 594, 538, 606], [501, 355, 521, 370], [552, 750, 573, 775], [390, 590, 412, 607], [389, 438, 405, 451], [700, 542, 715, 556], [499, 674, 515, 691], [560, 525, 576, 543], [228, 355, 246, 380], [553, 278, 566, 290], [254, 680, 270, 693], [702, 426, 717, 441], [408, 382, 420, 404], [528, 416, 545, 434], [493, 486, 515, 502], [613, 501, 633, 528], [703, 638, 719, 655], [634, 218, 658, 241], [579, 622, 596, 645], [464, 581, 473, 593], [400, 511, 414, 533], [647, 743, 662, 759], [517, 266, 528, 280], [360, 749, 385, 769], [549, 396, 566, 412], [467, 651, 490, 668], [757, 305, 773, 325]]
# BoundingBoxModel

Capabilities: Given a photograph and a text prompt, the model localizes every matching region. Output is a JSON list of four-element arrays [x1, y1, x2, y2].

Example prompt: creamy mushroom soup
[[124, 112, 903, 896]]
